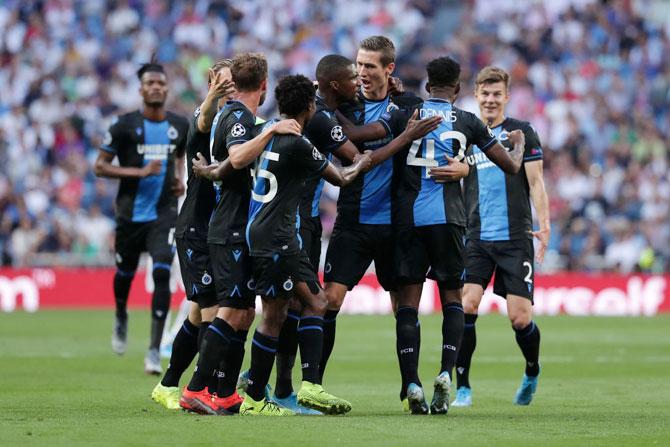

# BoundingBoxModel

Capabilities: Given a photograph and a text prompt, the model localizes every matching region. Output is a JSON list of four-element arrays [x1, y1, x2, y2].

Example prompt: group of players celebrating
[[95, 34, 549, 416]]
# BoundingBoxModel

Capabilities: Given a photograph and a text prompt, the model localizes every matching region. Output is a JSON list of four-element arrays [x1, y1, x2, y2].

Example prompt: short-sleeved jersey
[[207, 101, 255, 245], [335, 91, 418, 226], [464, 117, 543, 241], [395, 98, 498, 228], [299, 95, 349, 220], [101, 110, 188, 223], [175, 108, 216, 238], [247, 121, 329, 257]]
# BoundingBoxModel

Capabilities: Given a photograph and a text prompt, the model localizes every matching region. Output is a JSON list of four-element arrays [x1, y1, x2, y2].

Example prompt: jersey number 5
[[251, 151, 280, 203], [407, 131, 467, 178]]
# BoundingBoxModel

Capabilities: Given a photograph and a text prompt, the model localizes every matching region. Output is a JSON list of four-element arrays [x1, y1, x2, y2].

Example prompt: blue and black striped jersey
[[101, 110, 188, 223], [395, 98, 498, 228], [464, 117, 543, 241]]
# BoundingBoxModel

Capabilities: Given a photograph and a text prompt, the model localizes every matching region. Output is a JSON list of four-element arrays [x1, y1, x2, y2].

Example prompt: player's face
[[334, 64, 360, 102], [140, 72, 168, 107], [356, 49, 394, 99], [475, 81, 509, 124]]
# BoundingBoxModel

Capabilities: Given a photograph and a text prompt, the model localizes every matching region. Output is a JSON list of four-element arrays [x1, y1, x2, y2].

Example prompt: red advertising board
[[1, 268, 669, 315]]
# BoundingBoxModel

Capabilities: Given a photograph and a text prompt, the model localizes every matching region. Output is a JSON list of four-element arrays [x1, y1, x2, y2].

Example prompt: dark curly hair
[[275, 74, 316, 117], [426, 56, 461, 89]]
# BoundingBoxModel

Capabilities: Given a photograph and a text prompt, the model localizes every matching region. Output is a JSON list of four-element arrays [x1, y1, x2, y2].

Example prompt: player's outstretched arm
[[322, 151, 372, 186], [197, 70, 235, 133], [526, 160, 550, 263], [484, 129, 524, 174], [228, 119, 302, 169], [94, 150, 163, 179], [191, 152, 233, 181], [335, 110, 388, 143]]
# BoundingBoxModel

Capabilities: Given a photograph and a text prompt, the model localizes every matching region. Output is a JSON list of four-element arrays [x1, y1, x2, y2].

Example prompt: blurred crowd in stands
[[0, 0, 669, 273]]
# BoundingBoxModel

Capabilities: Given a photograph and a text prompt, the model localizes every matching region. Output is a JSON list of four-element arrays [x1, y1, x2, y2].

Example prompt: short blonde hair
[[475, 66, 510, 91]]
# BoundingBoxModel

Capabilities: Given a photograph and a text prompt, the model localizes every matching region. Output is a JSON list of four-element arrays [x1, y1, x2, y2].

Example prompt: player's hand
[[428, 156, 469, 183], [208, 68, 236, 99], [531, 227, 550, 263], [192, 152, 211, 178], [141, 160, 163, 177], [402, 109, 442, 142], [507, 129, 525, 147], [353, 150, 373, 171], [388, 77, 405, 96], [272, 119, 302, 136], [171, 178, 185, 197]]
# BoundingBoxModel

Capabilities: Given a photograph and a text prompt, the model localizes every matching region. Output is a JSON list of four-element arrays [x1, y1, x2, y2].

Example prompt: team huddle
[[95, 35, 549, 416]]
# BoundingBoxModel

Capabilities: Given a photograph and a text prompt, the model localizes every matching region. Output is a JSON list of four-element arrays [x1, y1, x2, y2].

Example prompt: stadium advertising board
[[1, 268, 669, 315]]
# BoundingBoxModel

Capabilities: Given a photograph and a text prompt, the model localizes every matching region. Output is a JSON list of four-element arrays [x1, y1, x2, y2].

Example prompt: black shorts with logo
[[324, 223, 396, 291], [251, 252, 321, 300], [464, 238, 535, 301], [395, 223, 465, 290], [209, 242, 256, 309], [176, 235, 217, 309], [114, 218, 175, 273], [299, 215, 323, 273]]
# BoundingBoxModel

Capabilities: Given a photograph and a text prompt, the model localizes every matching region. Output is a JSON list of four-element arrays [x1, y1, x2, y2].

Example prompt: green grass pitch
[[1, 311, 669, 446]]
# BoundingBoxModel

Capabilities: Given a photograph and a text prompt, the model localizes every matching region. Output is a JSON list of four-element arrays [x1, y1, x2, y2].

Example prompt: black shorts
[[324, 223, 396, 291], [395, 224, 465, 290], [209, 242, 256, 309], [252, 252, 321, 300], [115, 218, 175, 273], [176, 235, 218, 309], [464, 238, 534, 301], [299, 216, 323, 273]]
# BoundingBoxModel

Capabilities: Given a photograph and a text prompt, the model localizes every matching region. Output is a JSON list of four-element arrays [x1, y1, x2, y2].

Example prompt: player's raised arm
[[197, 64, 235, 133], [484, 129, 524, 174]]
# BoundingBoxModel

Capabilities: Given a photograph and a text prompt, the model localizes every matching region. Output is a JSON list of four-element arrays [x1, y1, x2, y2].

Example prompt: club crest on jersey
[[231, 123, 246, 137], [498, 130, 509, 141], [324, 262, 332, 274], [283, 278, 294, 291], [312, 147, 324, 160], [201, 272, 212, 285], [386, 103, 399, 113], [103, 131, 112, 146], [167, 126, 179, 139], [331, 125, 344, 142]]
